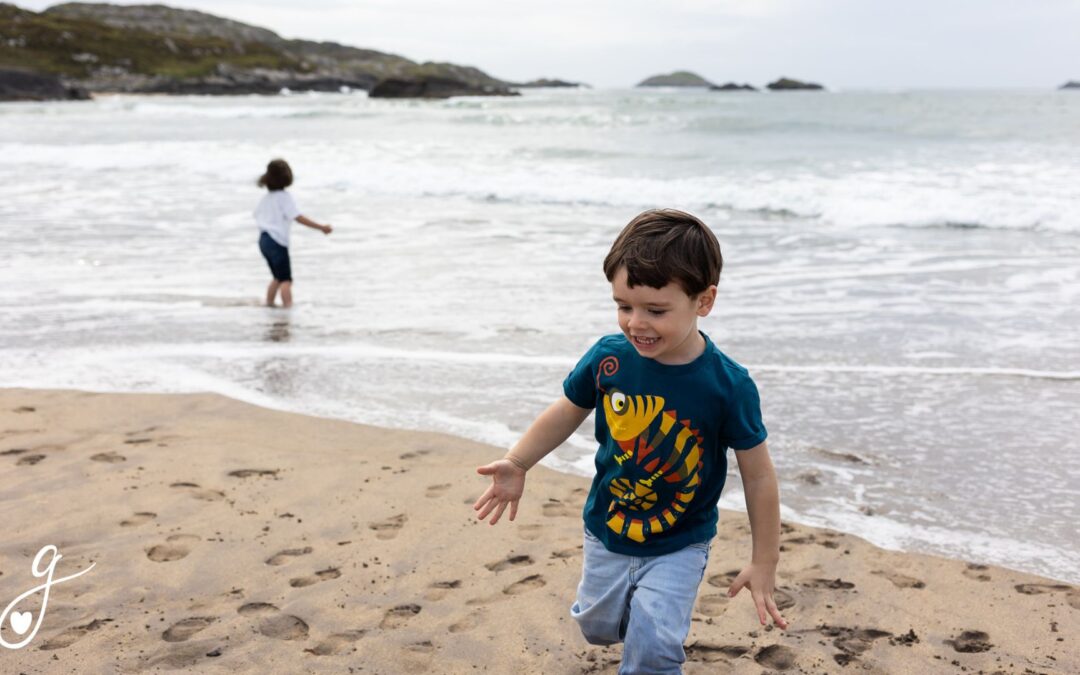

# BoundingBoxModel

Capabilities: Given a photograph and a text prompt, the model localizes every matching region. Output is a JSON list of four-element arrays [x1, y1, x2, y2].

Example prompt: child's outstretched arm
[[474, 397, 590, 525], [728, 441, 789, 629], [295, 215, 332, 234]]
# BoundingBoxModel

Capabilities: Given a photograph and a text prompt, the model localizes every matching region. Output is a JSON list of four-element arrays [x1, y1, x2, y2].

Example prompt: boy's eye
[[617, 305, 630, 312], [648, 310, 667, 316]]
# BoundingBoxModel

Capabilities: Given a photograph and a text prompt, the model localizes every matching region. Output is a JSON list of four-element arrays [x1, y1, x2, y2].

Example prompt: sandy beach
[[0, 388, 1075, 673]]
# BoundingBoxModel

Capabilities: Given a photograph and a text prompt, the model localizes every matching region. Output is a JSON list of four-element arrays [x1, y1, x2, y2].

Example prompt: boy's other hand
[[322, 224, 333, 235], [728, 561, 789, 629], [473, 459, 526, 525]]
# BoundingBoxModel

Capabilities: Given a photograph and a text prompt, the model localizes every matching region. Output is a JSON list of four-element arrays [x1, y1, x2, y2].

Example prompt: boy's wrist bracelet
[[504, 455, 529, 472]]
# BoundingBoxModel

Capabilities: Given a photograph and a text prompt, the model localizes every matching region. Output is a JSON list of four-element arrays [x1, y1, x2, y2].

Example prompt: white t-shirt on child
[[254, 190, 300, 247]]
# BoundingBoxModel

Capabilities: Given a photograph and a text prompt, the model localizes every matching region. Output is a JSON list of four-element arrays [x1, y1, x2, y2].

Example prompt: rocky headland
[[0, 66, 88, 100], [1060, 81, 1080, 90], [0, 2, 518, 100]]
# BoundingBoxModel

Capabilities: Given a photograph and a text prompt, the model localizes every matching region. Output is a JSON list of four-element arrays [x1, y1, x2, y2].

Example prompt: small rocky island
[[0, 2, 523, 100], [1060, 81, 1080, 90], [637, 71, 713, 87], [766, 77, 825, 91], [514, 78, 586, 88], [710, 82, 757, 92], [635, 72, 826, 92]]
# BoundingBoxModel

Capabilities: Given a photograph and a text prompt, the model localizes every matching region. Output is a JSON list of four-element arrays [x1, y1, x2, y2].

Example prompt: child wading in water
[[254, 159, 332, 307], [475, 209, 787, 674]]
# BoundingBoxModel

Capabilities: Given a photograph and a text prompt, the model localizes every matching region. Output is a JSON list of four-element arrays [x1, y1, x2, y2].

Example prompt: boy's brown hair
[[603, 209, 722, 295], [258, 159, 293, 191]]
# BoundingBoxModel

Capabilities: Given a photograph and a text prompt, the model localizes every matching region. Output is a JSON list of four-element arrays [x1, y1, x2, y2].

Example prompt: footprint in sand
[[425, 483, 451, 498], [0, 448, 28, 456], [425, 580, 461, 601], [871, 569, 926, 589], [120, 512, 157, 527], [227, 469, 279, 479], [369, 514, 407, 539], [824, 626, 892, 664], [380, 604, 422, 629], [265, 546, 313, 566], [754, 644, 796, 670], [1014, 583, 1080, 609], [485, 554, 533, 572], [90, 451, 126, 463], [304, 629, 366, 656], [237, 602, 279, 616], [124, 438, 154, 445], [962, 563, 992, 582], [14, 406, 36, 413], [541, 500, 576, 517], [706, 570, 741, 589], [169, 482, 226, 501], [448, 610, 484, 634], [289, 567, 342, 588], [550, 547, 581, 559], [258, 614, 309, 640], [695, 593, 730, 617], [685, 642, 749, 663], [16, 454, 45, 466], [774, 588, 796, 610], [38, 618, 113, 650], [802, 577, 856, 590], [147, 534, 201, 562], [517, 524, 544, 541], [162, 617, 216, 642], [503, 574, 546, 595], [946, 630, 993, 653], [399, 449, 432, 460]]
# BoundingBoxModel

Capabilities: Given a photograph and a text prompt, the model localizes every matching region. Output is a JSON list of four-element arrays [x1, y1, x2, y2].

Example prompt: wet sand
[[0, 389, 1075, 673]]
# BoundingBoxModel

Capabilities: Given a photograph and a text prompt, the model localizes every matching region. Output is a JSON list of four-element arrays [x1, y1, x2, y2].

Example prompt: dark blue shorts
[[259, 232, 292, 282]]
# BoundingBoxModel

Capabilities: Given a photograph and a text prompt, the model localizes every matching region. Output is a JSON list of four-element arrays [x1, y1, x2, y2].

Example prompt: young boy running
[[474, 209, 787, 674]]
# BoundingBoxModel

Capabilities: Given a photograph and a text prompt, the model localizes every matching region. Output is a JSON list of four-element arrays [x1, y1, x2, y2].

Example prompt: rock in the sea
[[515, 78, 586, 88], [369, 75, 517, 99], [767, 77, 825, 91], [710, 82, 757, 92], [1060, 81, 1080, 90], [0, 68, 90, 102], [637, 71, 713, 87]]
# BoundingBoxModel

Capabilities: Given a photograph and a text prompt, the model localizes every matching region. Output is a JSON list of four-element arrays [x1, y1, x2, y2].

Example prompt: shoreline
[[0, 387, 1076, 673]]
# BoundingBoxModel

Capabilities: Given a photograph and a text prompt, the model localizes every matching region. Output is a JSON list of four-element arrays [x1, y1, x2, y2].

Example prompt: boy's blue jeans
[[570, 527, 711, 674]]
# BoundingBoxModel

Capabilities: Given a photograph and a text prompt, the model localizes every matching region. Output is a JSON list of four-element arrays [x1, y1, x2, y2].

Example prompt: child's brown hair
[[258, 159, 293, 191], [603, 209, 722, 295]]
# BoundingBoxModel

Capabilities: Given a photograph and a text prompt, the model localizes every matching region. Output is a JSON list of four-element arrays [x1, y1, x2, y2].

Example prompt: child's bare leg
[[280, 281, 293, 308], [265, 280, 281, 306]]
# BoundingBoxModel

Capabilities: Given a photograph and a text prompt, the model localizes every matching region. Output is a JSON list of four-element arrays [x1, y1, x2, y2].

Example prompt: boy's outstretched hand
[[473, 459, 526, 525], [728, 561, 789, 629]]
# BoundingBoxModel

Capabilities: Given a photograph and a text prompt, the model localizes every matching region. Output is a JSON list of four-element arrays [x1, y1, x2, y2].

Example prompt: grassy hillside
[[0, 4, 303, 79]]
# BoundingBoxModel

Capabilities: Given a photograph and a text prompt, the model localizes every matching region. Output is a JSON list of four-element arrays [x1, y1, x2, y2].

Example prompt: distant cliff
[[0, 2, 516, 99]]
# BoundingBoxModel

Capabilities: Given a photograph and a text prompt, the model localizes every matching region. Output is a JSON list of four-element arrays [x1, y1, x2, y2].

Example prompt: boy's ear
[[696, 285, 718, 317]]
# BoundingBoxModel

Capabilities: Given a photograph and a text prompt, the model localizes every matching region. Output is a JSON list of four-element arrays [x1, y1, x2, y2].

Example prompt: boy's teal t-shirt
[[563, 333, 767, 556]]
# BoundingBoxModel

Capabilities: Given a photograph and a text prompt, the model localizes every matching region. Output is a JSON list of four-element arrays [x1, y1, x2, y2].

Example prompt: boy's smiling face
[[611, 266, 717, 365]]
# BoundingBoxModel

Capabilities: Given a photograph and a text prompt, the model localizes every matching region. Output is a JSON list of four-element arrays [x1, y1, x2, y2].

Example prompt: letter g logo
[[1, 545, 96, 650]]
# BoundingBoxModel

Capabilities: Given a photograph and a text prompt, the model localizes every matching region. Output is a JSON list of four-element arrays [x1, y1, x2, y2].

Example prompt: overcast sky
[[17, 1, 1080, 88]]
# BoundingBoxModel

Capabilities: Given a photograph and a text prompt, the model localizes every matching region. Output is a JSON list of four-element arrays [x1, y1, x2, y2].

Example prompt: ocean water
[[2, 88, 1078, 583]]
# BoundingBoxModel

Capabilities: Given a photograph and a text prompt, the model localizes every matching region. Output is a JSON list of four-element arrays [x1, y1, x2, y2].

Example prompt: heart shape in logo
[[10, 611, 32, 635]]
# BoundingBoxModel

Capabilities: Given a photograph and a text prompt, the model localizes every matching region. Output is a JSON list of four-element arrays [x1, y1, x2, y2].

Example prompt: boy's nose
[[628, 312, 648, 331]]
